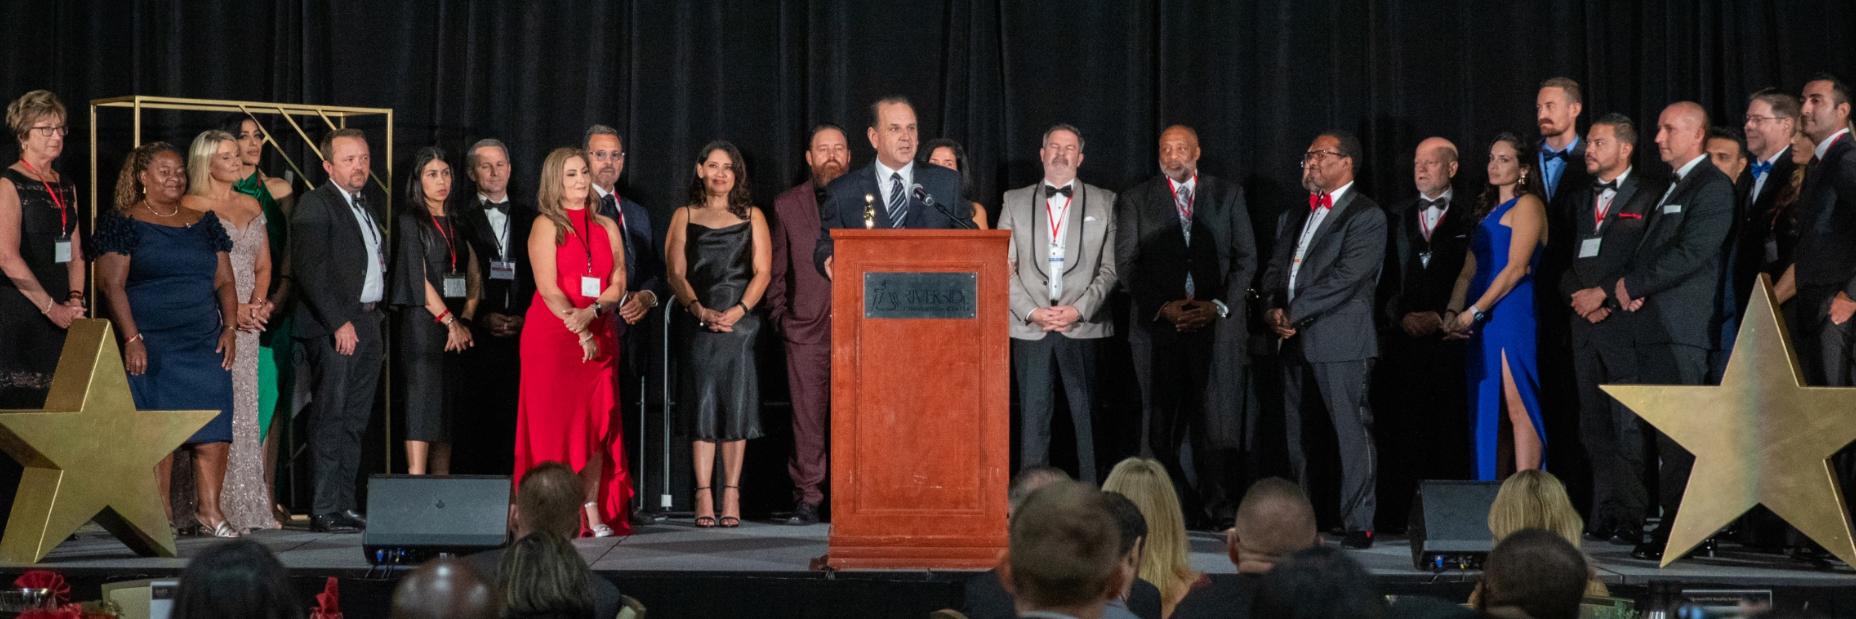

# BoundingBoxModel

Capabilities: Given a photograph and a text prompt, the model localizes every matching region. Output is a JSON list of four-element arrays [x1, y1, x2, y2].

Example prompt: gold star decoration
[[1603, 276, 1856, 567], [0, 319, 217, 564]]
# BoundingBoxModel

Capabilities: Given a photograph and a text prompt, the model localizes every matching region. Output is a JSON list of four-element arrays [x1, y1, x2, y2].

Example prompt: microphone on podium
[[912, 183, 977, 229]]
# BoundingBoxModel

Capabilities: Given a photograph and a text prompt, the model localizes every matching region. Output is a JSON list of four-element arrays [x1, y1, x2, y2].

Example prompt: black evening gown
[[0, 168, 78, 407], [390, 209, 471, 443], [676, 215, 763, 441]]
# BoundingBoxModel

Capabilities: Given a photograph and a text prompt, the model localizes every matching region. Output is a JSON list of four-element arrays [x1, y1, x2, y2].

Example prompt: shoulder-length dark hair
[[405, 146, 451, 210], [922, 138, 975, 200], [1477, 131, 1536, 218], [112, 141, 181, 212], [172, 539, 304, 619], [687, 140, 752, 220]]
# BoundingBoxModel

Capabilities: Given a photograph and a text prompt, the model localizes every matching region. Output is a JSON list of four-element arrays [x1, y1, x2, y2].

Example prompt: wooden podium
[[826, 229, 1010, 570]]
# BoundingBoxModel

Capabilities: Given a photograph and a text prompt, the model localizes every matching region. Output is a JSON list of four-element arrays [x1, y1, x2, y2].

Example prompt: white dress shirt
[[1660, 155, 1708, 206], [1593, 167, 1632, 231], [1418, 188, 1453, 241], [336, 184, 385, 304], [1750, 149, 1786, 201], [1815, 127, 1851, 160], [1290, 181, 1353, 301], [875, 159, 915, 212], [478, 192, 511, 259], [1043, 180, 1075, 302]]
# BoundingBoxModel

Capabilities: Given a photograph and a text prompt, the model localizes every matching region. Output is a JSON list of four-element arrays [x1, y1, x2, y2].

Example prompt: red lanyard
[[1417, 204, 1446, 242], [1167, 175, 1196, 219], [428, 211, 457, 272], [1045, 193, 1073, 242], [1593, 192, 1613, 229], [567, 208, 594, 274], [18, 160, 69, 236]]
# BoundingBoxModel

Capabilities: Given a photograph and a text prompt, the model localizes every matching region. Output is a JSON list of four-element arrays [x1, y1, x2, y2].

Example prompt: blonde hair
[[536, 147, 595, 245], [185, 130, 237, 197], [1485, 470, 1609, 599], [7, 90, 64, 143], [1101, 458, 1196, 609]]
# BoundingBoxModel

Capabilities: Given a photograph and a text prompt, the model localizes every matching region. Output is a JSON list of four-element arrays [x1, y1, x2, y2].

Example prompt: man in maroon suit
[[768, 124, 851, 525]]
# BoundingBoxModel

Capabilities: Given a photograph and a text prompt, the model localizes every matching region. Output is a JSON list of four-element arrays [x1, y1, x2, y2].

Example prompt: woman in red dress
[[514, 147, 631, 537]]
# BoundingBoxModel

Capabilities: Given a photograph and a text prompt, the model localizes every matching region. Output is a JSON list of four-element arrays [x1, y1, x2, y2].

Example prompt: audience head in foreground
[[1250, 546, 1388, 619], [1008, 465, 1072, 520], [390, 558, 499, 619], [514, 461, 584, 538], [172, 539, 302, 619], [1102, 457, 1197, 616], [1002, 480, 1126, 619], [498, 532, 595, 619], [1475, 528, 1589, 619], [1230, 477, 1320, 574], [1484, 470, 1607, 600]]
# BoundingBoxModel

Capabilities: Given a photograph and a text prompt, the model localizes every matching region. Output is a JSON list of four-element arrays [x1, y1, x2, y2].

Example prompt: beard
[[812, 161, 847, 187]]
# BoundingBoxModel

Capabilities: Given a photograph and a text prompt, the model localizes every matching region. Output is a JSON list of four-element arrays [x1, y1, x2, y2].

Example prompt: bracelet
[[433, 309, 452, 325], [39, 298, 53, 314], [125, 333, 143, 344], [735, 302, 749, 313], [66, 290, 84, 300]]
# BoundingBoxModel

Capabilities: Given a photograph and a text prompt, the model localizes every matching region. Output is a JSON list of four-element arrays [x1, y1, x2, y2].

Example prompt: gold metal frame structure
[[85, 95, 398, 474]]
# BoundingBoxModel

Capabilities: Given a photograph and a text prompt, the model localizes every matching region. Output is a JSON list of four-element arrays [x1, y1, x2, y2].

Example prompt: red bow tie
[[1308, 193, 1333, 211]]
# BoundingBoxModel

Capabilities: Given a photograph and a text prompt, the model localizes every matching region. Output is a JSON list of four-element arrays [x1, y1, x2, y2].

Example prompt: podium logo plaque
[[863, 272, 977, 319]]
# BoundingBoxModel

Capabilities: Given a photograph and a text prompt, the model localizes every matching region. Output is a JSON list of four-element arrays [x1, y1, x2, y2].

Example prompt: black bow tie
[[1045, 184, 1073, 198], [1419, 197, 1447, 211], [1593, 179, 1619, 193], [483, 200, 508, 213], [1541, 149, 1569, 162]]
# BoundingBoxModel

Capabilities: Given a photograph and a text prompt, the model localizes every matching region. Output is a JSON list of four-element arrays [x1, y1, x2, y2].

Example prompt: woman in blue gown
[[94, 142, 241, 537], [1446, 132, 1548, 481]]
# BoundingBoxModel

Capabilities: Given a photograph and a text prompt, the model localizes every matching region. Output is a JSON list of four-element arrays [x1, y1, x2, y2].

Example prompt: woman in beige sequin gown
[[183, 130, 280, 532]]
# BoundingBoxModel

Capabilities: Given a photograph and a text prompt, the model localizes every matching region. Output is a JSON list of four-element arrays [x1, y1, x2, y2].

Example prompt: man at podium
[[814, 96, 968, 278]]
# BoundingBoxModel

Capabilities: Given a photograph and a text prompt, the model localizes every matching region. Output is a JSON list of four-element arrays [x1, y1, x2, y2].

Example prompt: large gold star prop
[[1603, 276, 1856, 567], [0, 319, 216, 564]]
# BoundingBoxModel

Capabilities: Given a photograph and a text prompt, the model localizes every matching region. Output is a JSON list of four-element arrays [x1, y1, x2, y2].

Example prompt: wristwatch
[[1211, 299, 1231, 319], [590, 301, 606, 316]]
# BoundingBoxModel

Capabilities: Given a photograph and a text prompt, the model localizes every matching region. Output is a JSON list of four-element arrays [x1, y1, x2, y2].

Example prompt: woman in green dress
[[223, 115, 295, 523]]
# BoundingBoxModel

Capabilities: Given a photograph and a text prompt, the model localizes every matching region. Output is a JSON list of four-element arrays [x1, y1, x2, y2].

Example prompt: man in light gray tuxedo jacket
[[999, 124, 1118, 483]]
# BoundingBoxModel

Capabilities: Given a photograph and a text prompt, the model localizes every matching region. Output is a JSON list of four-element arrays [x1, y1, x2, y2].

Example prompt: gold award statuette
[[863, 193, 876, 229]]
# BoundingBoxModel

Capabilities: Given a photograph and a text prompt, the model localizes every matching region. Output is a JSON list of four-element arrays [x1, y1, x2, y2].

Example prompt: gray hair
[[582, 124, 621, 151], [1043, 123, 1085, 152], [466, 138, 509, 169]]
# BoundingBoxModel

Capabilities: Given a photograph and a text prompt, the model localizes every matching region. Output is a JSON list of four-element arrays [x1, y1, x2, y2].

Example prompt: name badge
[[489, 260, 517, 281], [1662, 203, 1683, 215], [1579, 238, 1602, 259], [581, 276, 602, 298], [53, 236, 72, 264], [442, 273, 467, 299]]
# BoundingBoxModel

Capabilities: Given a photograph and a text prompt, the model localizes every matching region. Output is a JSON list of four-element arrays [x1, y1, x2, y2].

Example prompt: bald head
[[1655, 101, 1709, 166], [1158, 125, 1201, 182], [1413, 137, 1459, 197], [1229, 478, 1319, 575], [390, 559, 498, 619]]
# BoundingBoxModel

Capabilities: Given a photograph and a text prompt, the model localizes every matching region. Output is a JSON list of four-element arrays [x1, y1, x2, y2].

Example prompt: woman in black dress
[[0, 90, 86, 407], [665, 141, 770, 528], [390, 147, 478, 475]]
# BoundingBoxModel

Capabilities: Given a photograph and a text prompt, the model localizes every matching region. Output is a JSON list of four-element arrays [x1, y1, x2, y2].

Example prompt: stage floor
[[15, 519, 1856, 588]]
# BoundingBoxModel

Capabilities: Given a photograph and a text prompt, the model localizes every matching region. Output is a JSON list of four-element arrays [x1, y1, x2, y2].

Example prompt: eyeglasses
[[1745, 115, 1790, 126], [28, 124, 67, 137], [1299, 150, 1343, 168]]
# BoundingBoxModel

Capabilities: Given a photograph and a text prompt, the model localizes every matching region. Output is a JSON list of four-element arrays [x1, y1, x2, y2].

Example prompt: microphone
[[912, 183, 977, 229]]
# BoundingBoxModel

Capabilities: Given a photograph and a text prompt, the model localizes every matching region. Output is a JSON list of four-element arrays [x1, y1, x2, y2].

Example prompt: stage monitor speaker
[[1407, 479, 1500, 570], [362, 475, 511, 565]]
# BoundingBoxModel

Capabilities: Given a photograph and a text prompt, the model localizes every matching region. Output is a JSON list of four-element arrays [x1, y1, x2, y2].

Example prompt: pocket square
[[1085, 216, 1098, 222], [1617, 212, 1643, 220]]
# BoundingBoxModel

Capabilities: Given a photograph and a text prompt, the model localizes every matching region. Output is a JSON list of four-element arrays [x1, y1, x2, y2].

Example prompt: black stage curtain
[[5, 0, 1855, 520]]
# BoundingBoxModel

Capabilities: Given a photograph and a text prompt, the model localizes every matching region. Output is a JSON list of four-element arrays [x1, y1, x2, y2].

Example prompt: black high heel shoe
[[720, 485, 741, 528], [694, 486, 717, 528]]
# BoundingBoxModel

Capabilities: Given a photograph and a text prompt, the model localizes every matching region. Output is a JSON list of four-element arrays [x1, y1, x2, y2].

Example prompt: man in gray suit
[[999, 124, 1118, 483], [1262, 131, 1386, 548]]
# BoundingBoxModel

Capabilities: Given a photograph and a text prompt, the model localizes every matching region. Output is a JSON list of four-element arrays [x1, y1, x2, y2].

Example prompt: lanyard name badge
[[1417, 203, 1445, 268], [570, 210, 602, 298], [22, 160, 72, 263], [430, 213, 467, 298], [487, 200, 517, 281], [1046, 192, 1072, 268]]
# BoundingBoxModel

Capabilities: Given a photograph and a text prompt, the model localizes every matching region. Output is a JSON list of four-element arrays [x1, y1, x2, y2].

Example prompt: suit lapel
[[1597, 176, 1639, 235], [860, 168, 892, 229], [1063, 186, 1088, 276], [1030, 187, 1050, 278]]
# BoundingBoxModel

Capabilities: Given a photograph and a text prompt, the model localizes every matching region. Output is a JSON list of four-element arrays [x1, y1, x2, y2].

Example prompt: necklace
[[142, 200, 180, 218]]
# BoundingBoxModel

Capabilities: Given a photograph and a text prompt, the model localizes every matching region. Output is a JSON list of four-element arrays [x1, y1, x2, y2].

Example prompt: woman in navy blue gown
[[94, 142, 241, 537], [1446, 132, 1548, 481]]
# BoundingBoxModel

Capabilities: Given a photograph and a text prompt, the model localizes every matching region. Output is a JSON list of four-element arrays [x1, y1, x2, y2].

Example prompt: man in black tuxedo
[[1733, 90, 1802, 311], [1262, 131, 1386, 548], [584, 125, 664, 508], [1784, 75, 1856, 389], [1373, 137, 1471, 524], [291, 128, 385, 533], [456, 138, 533, 475], [1615, 102, 1736, 561], [814, 96, 966, 277], [1561, 114, 1662, 546], [1113, 125, 1257, 528], [1530, 77, 1592, 507]]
